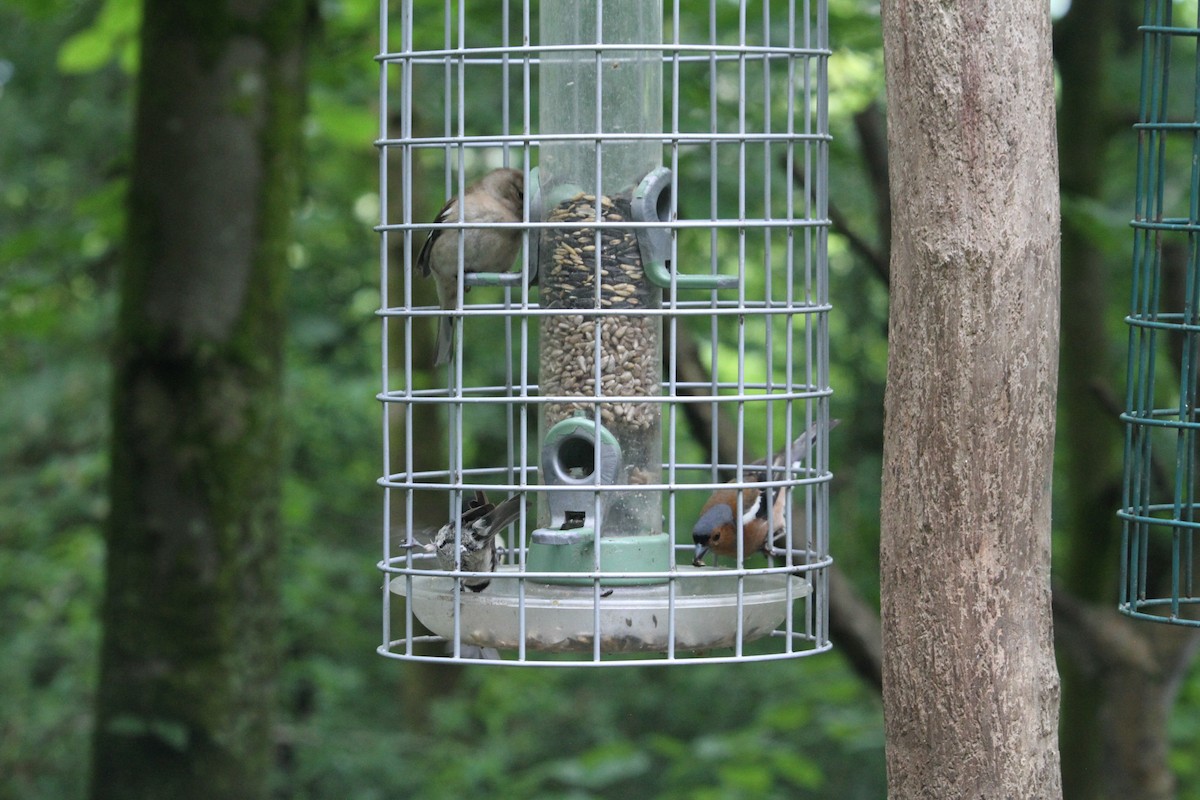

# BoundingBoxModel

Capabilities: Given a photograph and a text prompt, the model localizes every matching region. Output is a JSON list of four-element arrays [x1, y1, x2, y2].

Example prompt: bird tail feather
[[434, 317, 454, 366], [481, 494, 524, 535], [771, 418, 840, 470]]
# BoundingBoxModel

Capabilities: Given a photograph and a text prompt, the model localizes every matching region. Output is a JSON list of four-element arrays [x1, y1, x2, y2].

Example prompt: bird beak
[[693, 543, 709, 567]]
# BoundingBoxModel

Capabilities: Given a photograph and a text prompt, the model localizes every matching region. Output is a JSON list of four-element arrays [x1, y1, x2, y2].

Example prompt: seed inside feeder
[[539, 189, 662, 534], [540, 191, 659, 432]]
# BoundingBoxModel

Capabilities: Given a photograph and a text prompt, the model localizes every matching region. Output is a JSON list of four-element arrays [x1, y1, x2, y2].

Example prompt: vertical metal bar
[[501, 0, 517, 530], [815, 0, 831, 649], [1177, 4, 1200, 609], [402, 0, 421, 657], [781, 0, 799, 651], [442, 0, 452, 197], [402, 0, 419, 657], [1123, 0, 1160, 611], [1140, 3, 1168, 610], [516, 0, 533, 665], [1133, 0, 1169, 609], [449, 0, 468, 658], [592, 0, 604, 665], [760, 0, 778, 577], [380, 0, 393, 657], [707, 0, 722, 486], [732, 0, 750, 658], [762, 0, 775, 423], [665, 0, 682, 663]]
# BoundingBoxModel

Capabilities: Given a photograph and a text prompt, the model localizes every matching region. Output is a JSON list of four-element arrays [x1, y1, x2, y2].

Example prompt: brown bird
[[692, 419, 839, 564], [417, 167, 525, 366]]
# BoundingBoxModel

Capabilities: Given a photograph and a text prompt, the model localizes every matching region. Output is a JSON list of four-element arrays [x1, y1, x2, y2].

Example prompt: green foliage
[[57, 0, 139, 74], [0, 2, 126, 795], [272, 657, 883, 799], [7, 0, 1200, 798], [1172, 671, 1200, 800]]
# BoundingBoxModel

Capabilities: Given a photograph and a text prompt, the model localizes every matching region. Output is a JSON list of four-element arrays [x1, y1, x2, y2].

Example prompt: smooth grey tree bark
[[878, 0, 1063, 796]]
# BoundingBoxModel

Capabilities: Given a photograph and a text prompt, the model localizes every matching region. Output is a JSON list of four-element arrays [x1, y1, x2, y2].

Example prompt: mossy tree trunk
[[90, 2, 308, 798], [879, 0, 1063, 796]]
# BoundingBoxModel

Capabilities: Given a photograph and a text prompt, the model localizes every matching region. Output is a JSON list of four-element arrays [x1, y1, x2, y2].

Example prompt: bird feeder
[[1119, 0, 1200, 627], [378, 0, 834, 664], [530, 1, 670, 581]]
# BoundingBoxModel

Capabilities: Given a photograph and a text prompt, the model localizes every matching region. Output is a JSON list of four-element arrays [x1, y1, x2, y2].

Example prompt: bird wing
[[416, 195, 458, 277]]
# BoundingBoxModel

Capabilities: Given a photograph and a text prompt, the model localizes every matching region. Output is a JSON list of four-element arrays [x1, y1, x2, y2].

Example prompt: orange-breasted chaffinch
[[692, 419, 839, 564]]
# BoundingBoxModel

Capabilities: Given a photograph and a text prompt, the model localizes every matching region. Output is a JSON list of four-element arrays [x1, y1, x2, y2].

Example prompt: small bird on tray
[[430, 489, 525, 592], [692, 419, 839, 565]]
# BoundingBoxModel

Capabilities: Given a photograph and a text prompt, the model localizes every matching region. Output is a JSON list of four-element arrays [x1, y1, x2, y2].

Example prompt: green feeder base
[[526, 530, 671, 586]]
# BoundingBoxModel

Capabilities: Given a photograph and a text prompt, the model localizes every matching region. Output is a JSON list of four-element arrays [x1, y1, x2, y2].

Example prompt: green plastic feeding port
[[633, 168, 738, 291], [527, 416, 670, 585]]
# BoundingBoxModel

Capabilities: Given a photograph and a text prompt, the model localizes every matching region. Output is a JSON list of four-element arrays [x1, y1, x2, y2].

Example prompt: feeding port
[[377, 0, 833, 664]]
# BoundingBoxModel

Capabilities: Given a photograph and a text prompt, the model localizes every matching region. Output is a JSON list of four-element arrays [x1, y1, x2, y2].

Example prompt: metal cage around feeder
[[377, 0, 833, 664], [1120, 0, 1200, 627]]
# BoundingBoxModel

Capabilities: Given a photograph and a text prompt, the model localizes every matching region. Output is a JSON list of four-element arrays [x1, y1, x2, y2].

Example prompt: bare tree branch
[[829, 567, 884, 691], [665, 322, 744, 469], [853, 101, 891, 271], [788, 159, 888, 285], [786, 100, 892, 286]]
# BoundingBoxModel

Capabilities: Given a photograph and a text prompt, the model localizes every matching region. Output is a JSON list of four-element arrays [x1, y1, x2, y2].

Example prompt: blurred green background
[[2, 0, 1196, 797]]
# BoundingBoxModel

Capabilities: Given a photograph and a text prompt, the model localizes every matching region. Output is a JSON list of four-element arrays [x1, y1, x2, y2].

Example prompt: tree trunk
[[1054, 589, 1200, 800], [90, 2, 307, 798], [879, 0, 1063, 796]]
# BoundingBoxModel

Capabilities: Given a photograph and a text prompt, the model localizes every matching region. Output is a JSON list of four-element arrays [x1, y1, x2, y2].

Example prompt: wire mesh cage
[[377, 0, 833, 664], [1120, 0, 1200, 626]]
